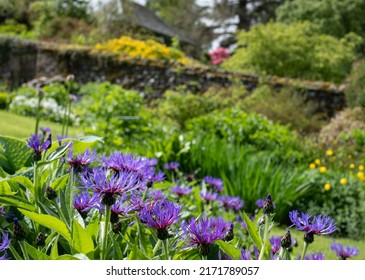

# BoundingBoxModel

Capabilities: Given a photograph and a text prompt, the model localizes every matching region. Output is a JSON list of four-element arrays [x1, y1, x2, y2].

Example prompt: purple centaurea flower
[[298, 252, 325, 260], [140, 199, 182, 240], [187, 216, 231, 256], [270, 236, 281, 255], [164, 162, 179, 171], [67, 149, 96, 173], [78, 168, 143, 206], [256, 199, 265, 209], [0, 231, 11, 261], [289, 210, 336, 243], [218, 195, 244, 211], [73, 191, 99, 218], [200, 191, 218, 204], [330, 242, 360, 260], [171, 186, 192, 199], [203, 176, 224, 192], [26, 133, 51, 161]]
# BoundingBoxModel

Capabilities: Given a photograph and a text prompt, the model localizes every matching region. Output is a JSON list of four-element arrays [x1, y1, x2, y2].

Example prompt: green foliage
[[0, 92, 11, 109], [276, 0, 365, 38], [345, 60, 365, 108], [242, 84, 327, 133], [76, 82, 150, 150], [0, 19, 36, 39], [222, 21, 361, 83]]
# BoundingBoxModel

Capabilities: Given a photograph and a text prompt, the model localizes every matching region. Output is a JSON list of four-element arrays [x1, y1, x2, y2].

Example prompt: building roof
[[122, 0, 198, 46]]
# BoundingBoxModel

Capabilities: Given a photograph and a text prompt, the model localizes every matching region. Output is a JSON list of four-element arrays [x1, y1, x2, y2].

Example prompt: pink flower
[[210, 47, 230, 65]]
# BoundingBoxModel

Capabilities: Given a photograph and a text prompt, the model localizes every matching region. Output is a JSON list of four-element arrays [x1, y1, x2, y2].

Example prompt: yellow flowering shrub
[[93, 36, 196, 65]]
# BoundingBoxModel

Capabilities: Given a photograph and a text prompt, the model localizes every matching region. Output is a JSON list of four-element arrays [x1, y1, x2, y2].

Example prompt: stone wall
[[0, 36, 346, 117]]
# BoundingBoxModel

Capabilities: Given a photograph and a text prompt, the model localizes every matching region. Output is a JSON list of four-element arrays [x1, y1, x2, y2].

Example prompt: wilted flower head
[[218, 195, 244, 211], [140, 199, 182, 240], [67, 149, 96, 173], [78, 168, 142, 206], [204, 176, 224, 192], [73, 191, 99, 218], [26, 133, 51, 161], [289, 210, 336, 238], [187, 216, 231, 256], [330, 242, 360, 260]]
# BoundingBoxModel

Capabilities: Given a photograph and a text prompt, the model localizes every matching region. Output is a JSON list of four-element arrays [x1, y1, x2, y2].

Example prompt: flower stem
[[33, 162, 40, 214], [162, 239, 170, 260], [153, 240, 162, 256], [301, 241, 310, 260], [34, 96, 41, 134], [258, 214, 270, 260], [19, 241, 29, 260], [101, 204, 111, 260]]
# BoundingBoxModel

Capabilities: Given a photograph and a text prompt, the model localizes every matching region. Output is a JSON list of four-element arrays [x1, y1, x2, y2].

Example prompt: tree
[[222, 21, 362, 83], [276, 0, 365, 39]]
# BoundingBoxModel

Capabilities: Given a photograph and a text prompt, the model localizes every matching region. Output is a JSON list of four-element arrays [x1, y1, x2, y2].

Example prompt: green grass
[[0, 110, 82, 140], [272, 226, 365, 260]]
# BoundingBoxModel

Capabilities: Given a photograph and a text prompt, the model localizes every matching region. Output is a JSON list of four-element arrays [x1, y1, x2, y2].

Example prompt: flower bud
[[280, 230, 292, 249], [263, 194, 274, 215], [35, 232, 46, 246], [45, 186, 58, 200], [13, 218, 26, 241]]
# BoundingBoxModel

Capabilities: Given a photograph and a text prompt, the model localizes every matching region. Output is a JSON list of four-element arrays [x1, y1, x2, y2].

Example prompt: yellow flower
[[340, 178, 348, 185], [324, 183, 331, 191], [326, 149, 334, 156], [319, 166, 327, 173], [349, 163, 355, 169], [314, 159, 321, 165], [359, 165, 364, 171], [357, 172, 365, 180], [309, 163, 316, 169]]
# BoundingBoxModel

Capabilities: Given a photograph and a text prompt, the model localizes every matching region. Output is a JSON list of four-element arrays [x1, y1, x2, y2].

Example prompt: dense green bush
[[276, 0, 365, 39], [345, 60, 365, 108], [222, 21, 361, 83], [0, 92, 11, 109]]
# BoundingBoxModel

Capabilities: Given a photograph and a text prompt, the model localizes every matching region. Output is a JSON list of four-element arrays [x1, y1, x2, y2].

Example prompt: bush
[[345, 59, 365, 108], [222, 21, 361, 83], [0, 92, 11, 109], [241, 84, 326, 134]]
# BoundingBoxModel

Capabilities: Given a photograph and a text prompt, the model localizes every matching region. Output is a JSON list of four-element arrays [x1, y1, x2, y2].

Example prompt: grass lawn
[[0, 110, 82, 140], [272, 226, 365, 260]]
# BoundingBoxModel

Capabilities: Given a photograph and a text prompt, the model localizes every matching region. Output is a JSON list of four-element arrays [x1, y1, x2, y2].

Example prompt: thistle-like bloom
[[204, 176, 224, 192], [200, 191, 218, 203], [67, 149, 97, 173], [218, 195, 244, 211], [73, 191, 99, 218], [187, 216, 231, 256], [111, 196, 138, 220], [289, 210, 336, 238], [171, 186, 192, 198], [270, 236, 282, 255], [79, 168, 142, 206], [140, 199, 182, 240], [255, 199, 265, 209], [330, 242, 360, 260], [164, 162, 179, 171], [298, 252, 325, 260], [0, 232, 11, 260], [26, 133, 51, 161]]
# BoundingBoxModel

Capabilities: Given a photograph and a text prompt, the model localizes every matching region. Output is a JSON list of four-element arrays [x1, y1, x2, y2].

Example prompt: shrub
[[345, 59, 365, 108], [222, 21, 361, 83], [0, 92, 11, 109]]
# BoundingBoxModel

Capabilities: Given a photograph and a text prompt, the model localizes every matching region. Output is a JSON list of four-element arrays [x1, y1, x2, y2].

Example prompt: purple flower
[[26, 134, 51, 161], [187, 216, 231, 256], [164, 162, 180, 171], [0, 232, 11, 260], [200, 191, 218, 203], [298, 252, 325, 260], [140, 199, 182, 240], [204, 176, 224, 192], [73, 191, 99, 218], [111, 196, 138, 216], [256, 199, 265, 208], [289, 210, 336, 240], [270, 236, 282, 255], [171, 186, 192, 198], [67, 149, 96, 172], [330, 242, 360, 260], [79, 168, 143, 206], [218, 195, 244, 211]]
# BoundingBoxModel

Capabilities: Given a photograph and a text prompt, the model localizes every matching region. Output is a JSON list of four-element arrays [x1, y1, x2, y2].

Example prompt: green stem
[[66, 169, 75, 232], [153, 239, 162, 256], [33, 162, 40, 214], [65, 100, 72, 136], [53, 200, 69, 231], [258, 214, 270, 260], [19, 241, 29, 260], [162, 239, 169, 260], [101, 204, 111, 260], [34, 96, 41, 134], [301, 242, 310, 260], [201, 255, 207, 260]]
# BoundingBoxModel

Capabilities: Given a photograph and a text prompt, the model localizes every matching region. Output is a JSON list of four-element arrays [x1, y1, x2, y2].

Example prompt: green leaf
[[19, 209, 71, 242], [0, 136, 32, 174], [243, 211, 263, 249], [216, 240, 241, 260], [24, 242, 51, 260], [0, 181, 15, 195], [50, 235, 59, 259], [173, 247, 201, 260], [50, 174, 69, 191], [55, 255, 81, 260], [72, 219, 95, 258], [0, 195, 35, 211], [72, 136, 103, 153], [127, 236, 150, 260], [0, 175, 35, 195], [137, 219, 153, 258]]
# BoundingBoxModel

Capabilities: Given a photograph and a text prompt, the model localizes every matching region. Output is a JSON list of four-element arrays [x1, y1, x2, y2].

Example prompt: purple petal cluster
[[203, 176, 224, 192], [73, 191, 99, 216], [289, 210, 336, 235], [269, 236, 281, 255], [330, 242, 360, 260], [298, 252, 325, 260], [171, 186, 192, 197], [218, 195, 244, 211], [26, 134, 51, 160], [200, 191, 218, 203], [0, 232, 11, 260], [67, 149, 96, 172], [164, 162, 180, 171], [187, 216, 231, 247], [111, 196, 138, 217]]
